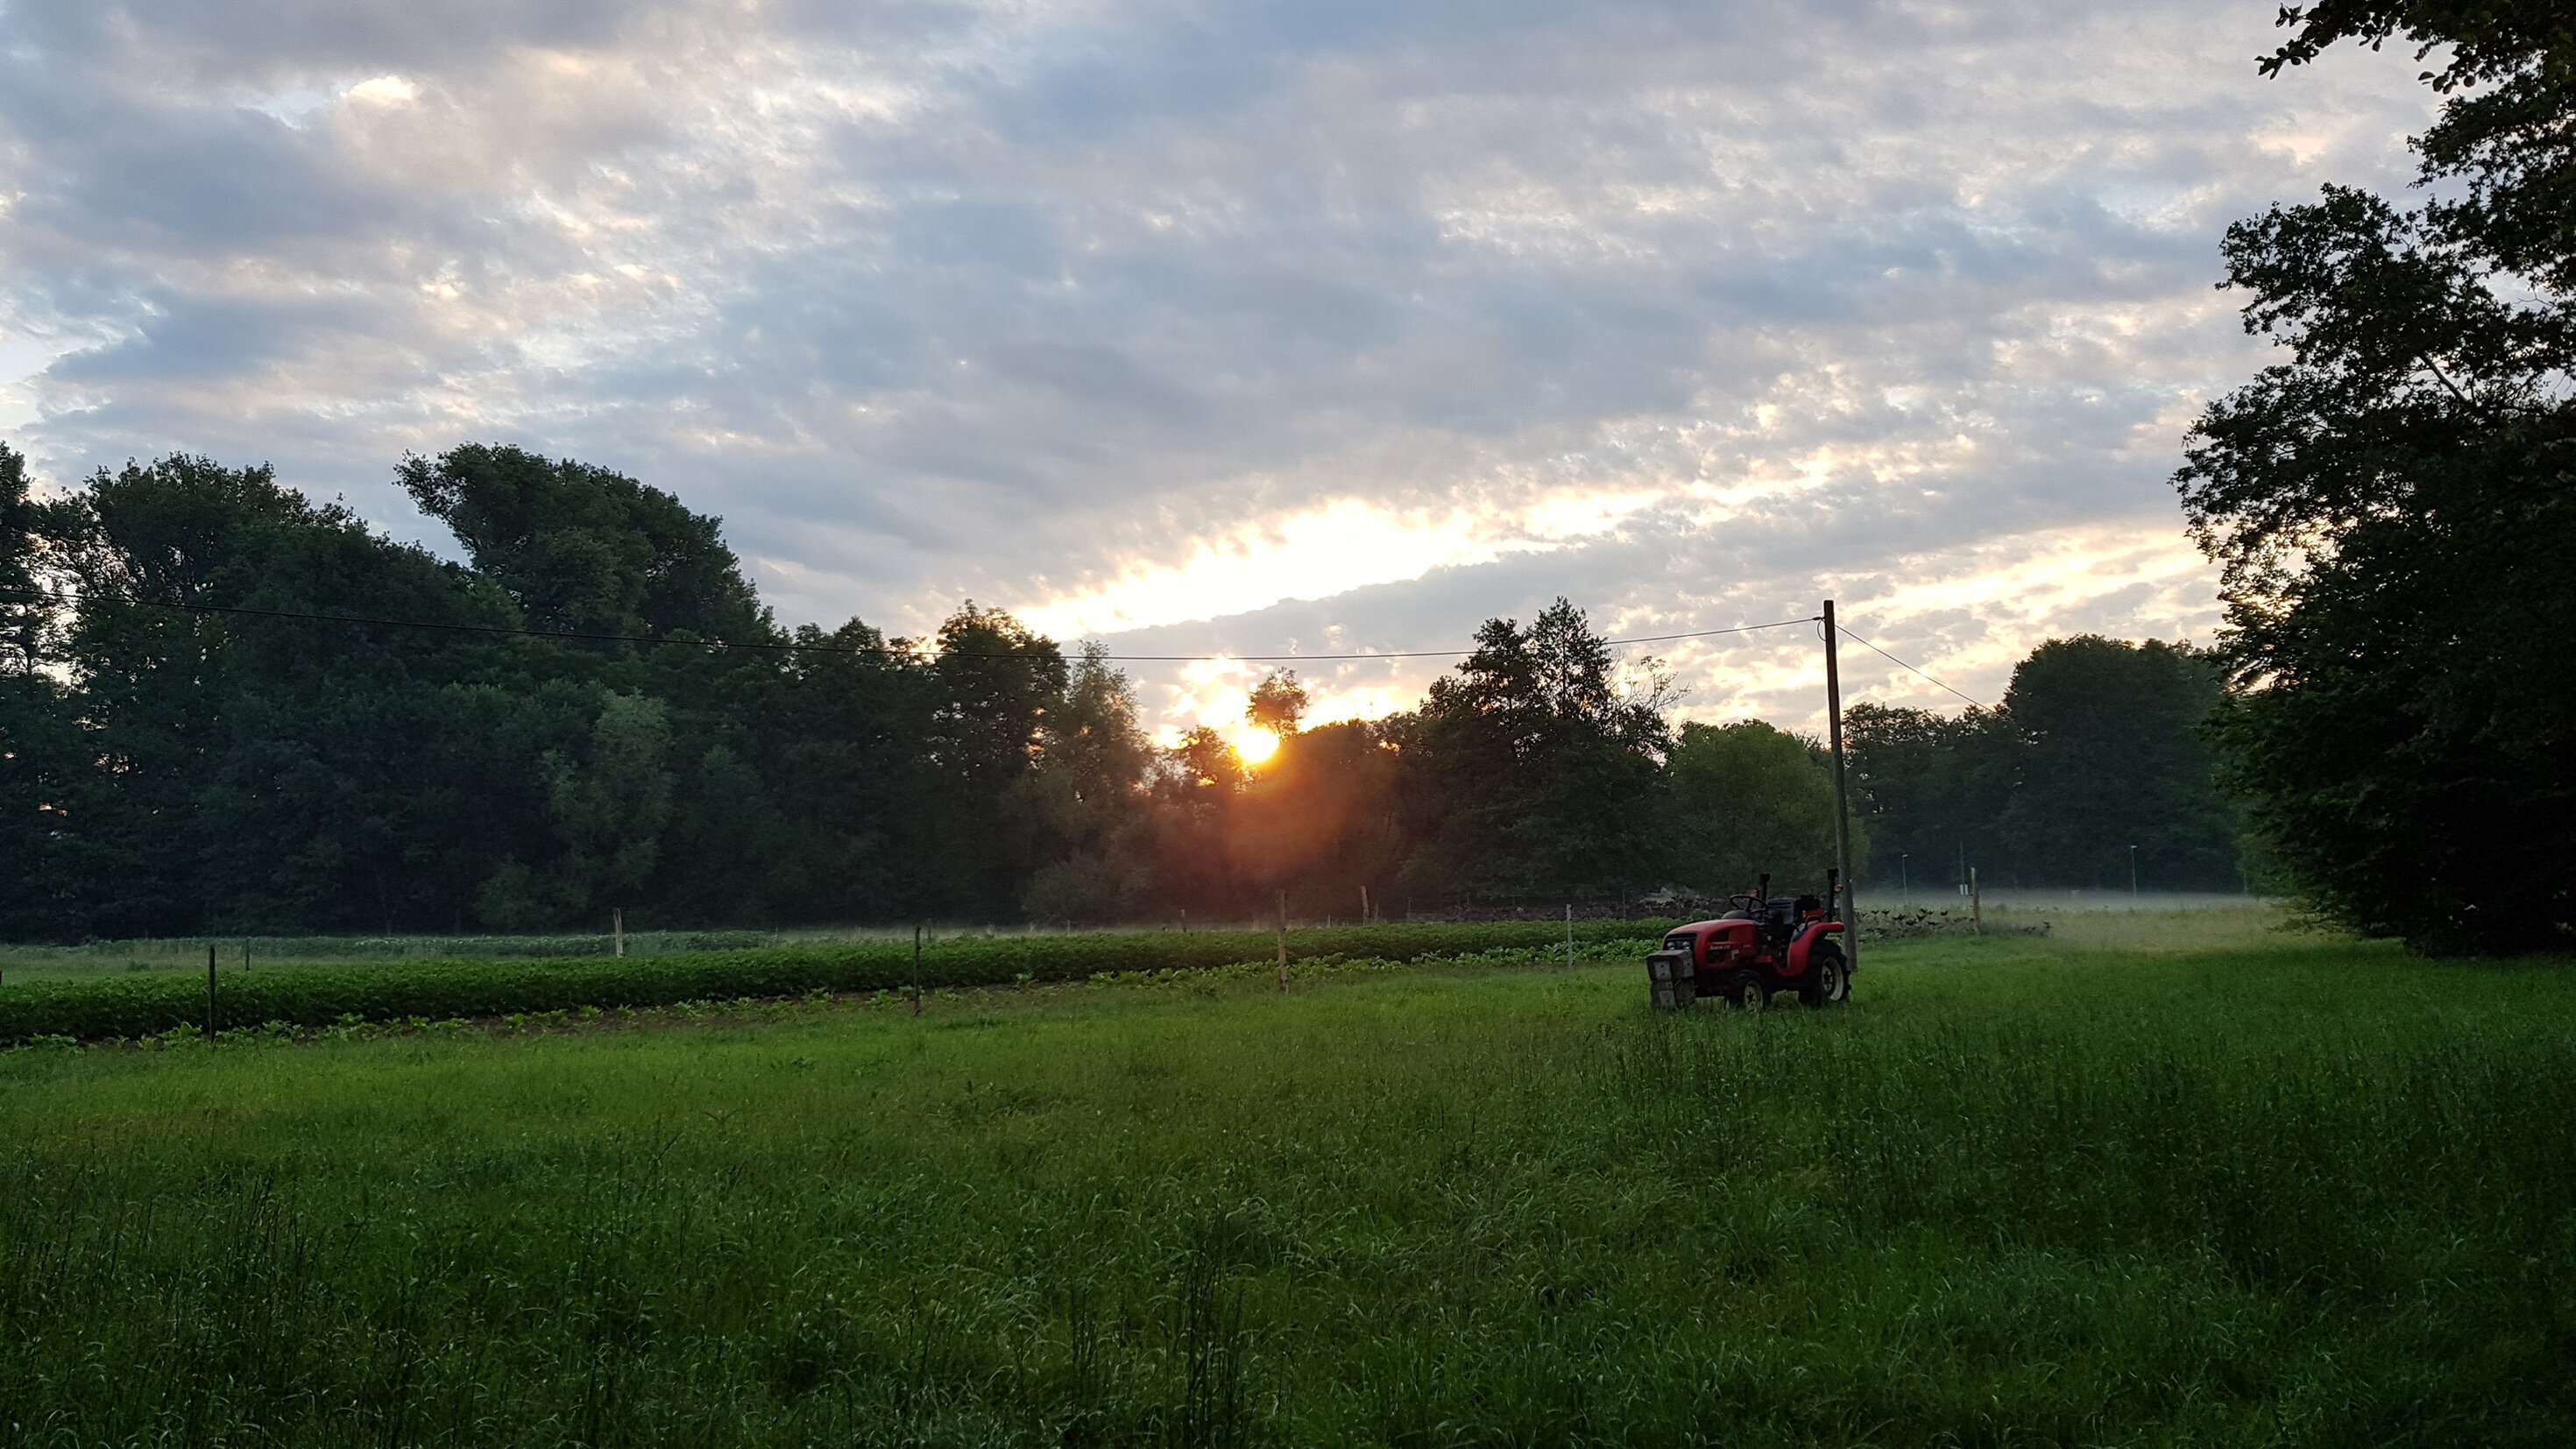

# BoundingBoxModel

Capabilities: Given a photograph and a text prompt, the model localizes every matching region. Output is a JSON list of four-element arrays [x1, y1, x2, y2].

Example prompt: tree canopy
[[2177, 0, 2575, 951], [1845, 639, 2245, 894]]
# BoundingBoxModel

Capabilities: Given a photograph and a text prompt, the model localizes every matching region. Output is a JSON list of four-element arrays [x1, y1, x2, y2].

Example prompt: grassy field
[[4, 912, 2572, 1446]]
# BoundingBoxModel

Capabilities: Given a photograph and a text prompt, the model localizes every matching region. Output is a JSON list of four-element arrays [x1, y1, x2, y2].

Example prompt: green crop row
[[7, 929, 782, 964], [0, 920, 1677, 1043]]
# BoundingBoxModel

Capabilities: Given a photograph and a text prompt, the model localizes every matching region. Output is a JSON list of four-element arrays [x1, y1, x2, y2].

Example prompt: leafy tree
[[1050, 644, 1154, 805], [761, 619, 938, 922], [1165, 727, 1245, 793], [398, 444, 770, 647], [0, 671, 80, 938], [0, 448, 77, 936], [1395, 598, 1671, 901], [2179, 1, 2576, 951], [1226, 720, 1404, 915], [0, 442, 51, 672], [1142, 726, 1246, 918], [1995, 639, 2242, 891], [542, 690, 676, 920], [1245, 670, 1308, 737], [1666, 721, 1855, 896], [26, 456, 558, 934], [1844, 703, 2013, 892], [1019, 645, 1154, 922], [924, 603, 1068, 915]]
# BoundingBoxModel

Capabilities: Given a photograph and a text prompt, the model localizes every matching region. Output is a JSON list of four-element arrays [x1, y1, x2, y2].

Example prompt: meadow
[[3, 910, 2572, 1446]]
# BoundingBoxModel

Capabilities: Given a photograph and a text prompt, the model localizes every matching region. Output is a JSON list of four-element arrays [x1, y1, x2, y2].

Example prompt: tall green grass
[[2, 915, 2570, 1445]]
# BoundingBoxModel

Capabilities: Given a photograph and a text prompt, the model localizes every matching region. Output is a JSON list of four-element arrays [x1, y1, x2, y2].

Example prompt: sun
[[1234, 725, 1280, 767]]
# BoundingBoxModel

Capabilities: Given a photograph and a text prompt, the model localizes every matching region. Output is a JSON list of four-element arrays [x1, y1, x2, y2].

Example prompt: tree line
[[0, 441, 2255, 938]]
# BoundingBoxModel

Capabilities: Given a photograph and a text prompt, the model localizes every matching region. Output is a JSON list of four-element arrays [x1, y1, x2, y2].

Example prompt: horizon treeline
[[0, 442, 2244, 939]]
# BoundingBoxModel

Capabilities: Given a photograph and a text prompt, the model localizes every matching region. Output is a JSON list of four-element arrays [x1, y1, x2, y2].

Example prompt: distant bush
[[1022, 858, 1145, 926], [1859, 908, 2048, 942], [0, 920, 1677, 1043]]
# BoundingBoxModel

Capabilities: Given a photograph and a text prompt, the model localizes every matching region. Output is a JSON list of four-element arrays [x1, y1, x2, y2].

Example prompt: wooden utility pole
[[1822, 600, 1858, 966], [1361, 885, 1370, 923], [1564, 904, 1575, 969], [612, 908, 626, 958], [205, 944, 218, 1041], [1276, 890, 1289, 992], [1971, 866, 1984, 935]]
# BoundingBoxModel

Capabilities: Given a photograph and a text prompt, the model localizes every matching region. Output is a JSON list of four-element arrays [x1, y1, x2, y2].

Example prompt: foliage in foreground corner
[[2178, 1, 2576, 952]]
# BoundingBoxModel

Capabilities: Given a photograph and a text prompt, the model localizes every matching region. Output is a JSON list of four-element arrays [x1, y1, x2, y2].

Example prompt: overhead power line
[[1834, 623, 1989, 709], [0, 584, 1818, 665], [6, 581, 1992, 710], [1109, 617, 1821, 661]]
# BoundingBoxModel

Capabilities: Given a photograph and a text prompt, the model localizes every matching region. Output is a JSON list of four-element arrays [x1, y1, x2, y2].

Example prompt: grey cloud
[[6, 0, 655, 82], [50, 290, 379, 383], [0, 0, 2438, 714]]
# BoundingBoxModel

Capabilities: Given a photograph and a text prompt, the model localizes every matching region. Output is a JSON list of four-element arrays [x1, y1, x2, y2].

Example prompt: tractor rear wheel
[[1724, 969, 1769, 1012], [1804, 944, 1851, 1007]]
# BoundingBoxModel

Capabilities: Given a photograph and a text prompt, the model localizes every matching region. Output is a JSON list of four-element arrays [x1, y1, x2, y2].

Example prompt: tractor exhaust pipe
[[1756, 872, 1770, 903]]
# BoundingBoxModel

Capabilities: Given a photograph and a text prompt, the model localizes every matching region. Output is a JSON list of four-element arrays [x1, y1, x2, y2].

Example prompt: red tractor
[[1645, 872, 1851, 1011]]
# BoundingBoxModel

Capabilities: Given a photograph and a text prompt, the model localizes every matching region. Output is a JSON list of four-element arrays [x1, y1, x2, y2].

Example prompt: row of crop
[[0, 919, 1678, 1043], [15, 929, 782, 962]]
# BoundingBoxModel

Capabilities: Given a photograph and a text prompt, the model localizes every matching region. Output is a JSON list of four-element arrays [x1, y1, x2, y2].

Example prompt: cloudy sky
[[0, 0, 2432, 742]]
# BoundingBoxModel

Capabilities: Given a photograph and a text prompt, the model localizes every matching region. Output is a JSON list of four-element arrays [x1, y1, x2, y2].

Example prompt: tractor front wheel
[[1803, 944, 1851, 1007], [1724, 969, 1770, 1012]]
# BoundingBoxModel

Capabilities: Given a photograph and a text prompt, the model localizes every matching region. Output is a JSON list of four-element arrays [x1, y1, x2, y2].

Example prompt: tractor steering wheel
[[1728, 893, 1759, 913]]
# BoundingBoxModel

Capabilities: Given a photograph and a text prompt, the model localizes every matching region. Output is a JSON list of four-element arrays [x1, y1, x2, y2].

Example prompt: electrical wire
[[0, 584, 1818, 665], [1835, 624, 1990, 709], [1107, 617, 1820, 661]]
